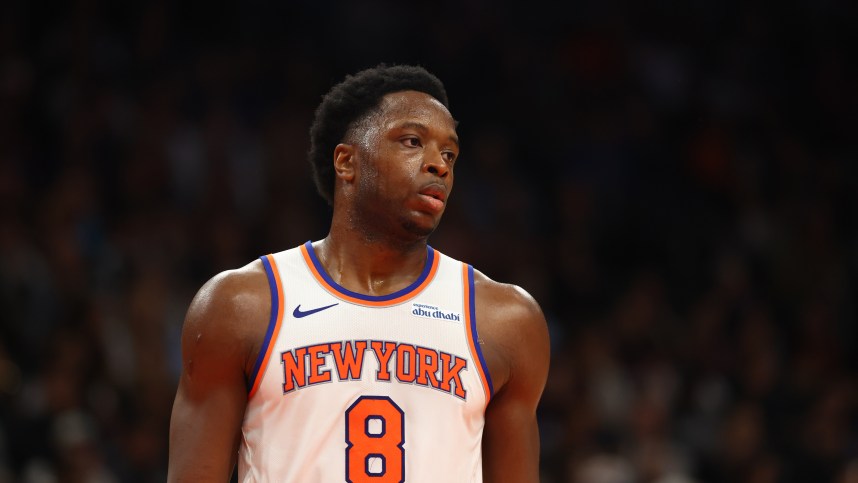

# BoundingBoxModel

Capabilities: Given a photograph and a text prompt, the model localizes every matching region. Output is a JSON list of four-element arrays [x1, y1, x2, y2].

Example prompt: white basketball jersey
[[238, 241, 493, 482]]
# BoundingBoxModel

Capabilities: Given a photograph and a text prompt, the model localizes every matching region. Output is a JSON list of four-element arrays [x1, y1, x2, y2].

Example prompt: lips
[[418, 184, 447, 203], [416, 184, 447, 213]]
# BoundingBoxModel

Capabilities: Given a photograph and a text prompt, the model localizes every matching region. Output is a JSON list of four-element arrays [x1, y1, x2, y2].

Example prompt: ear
[[333, 143, 356, 182]]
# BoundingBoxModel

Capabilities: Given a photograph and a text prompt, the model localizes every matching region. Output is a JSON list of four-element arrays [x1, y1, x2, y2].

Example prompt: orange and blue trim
[[247, 254, 285, 399], [463, 264, 493, 405], [300, 241, 439, 307]]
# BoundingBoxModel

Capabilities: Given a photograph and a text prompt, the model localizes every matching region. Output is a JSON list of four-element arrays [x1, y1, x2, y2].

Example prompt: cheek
[[357, 161, 404, 201], [378, 169, 414, 200], [356, 162, 379, 194], [377, 157, 418, 193]]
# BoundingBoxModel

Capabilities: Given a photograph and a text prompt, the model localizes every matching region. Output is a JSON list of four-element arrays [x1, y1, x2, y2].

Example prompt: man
[[168, 64, 549, 482]]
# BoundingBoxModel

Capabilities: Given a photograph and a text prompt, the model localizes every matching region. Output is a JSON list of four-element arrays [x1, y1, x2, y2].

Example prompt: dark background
[[1, 1, 857, 482]]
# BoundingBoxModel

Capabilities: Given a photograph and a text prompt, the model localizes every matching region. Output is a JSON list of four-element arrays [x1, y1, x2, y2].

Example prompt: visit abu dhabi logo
[[411, 303, 461, 322]]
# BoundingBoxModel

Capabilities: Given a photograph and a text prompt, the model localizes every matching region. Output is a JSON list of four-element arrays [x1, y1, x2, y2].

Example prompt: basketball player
[[168, 65, 549, 482]]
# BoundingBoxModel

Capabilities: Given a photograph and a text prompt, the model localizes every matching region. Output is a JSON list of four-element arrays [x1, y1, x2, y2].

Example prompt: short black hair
[[308, 64, 450, 205]]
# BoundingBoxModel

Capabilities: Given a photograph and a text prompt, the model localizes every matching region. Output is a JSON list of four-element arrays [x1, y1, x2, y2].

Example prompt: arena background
[[1, 1, 856, 482]]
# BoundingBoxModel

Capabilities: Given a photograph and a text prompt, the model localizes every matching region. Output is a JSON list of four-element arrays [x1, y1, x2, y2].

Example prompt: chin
[[400, 217, 438, 239]]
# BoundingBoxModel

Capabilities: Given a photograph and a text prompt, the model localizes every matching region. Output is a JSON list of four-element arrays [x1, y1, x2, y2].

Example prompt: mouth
[[418, 185, 447, 203], [416, 184, 447, 214]]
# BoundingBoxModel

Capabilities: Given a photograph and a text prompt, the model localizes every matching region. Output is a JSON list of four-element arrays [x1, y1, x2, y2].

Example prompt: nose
[[423, 148, 450, 178]]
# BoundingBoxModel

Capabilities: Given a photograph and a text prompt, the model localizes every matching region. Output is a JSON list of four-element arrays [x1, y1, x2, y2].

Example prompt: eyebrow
[[398, 121, 460, 148]]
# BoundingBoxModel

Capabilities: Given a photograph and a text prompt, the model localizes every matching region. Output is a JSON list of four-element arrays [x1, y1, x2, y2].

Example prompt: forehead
[[375, 91, 457, 131]]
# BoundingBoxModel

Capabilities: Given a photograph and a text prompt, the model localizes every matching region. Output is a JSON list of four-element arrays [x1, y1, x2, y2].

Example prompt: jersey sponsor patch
[[410, 302, 461, 322]]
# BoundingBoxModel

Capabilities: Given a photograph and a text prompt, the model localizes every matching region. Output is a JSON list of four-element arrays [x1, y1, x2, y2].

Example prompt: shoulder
[[182, 259, 272, 375], [472, 269, 544, 327], [471, 268, 549, 396], [186, 259, 270, 329]]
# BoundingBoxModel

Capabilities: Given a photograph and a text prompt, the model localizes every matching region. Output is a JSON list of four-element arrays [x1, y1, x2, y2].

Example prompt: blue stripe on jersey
[[247, 255, 281, 393], [303, 241, 436, 303], [468, 264, 494, 397]]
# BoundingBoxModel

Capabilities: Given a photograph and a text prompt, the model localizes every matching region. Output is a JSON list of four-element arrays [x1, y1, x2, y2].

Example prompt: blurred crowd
[[1, 1, 856, 482]]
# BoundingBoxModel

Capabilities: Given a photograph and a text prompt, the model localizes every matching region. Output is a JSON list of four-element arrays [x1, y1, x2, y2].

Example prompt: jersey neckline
[[300, 241, 440, 307]]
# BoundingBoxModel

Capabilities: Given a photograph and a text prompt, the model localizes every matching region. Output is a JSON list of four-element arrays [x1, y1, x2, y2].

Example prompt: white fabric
[[238, 244, 488, 482]]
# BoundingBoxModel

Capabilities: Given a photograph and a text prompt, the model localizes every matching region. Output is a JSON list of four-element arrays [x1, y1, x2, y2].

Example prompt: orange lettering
[[395, 344, 416, 383], [439, 352, 467, 399], [416, 347, 440, 388], [307, 343, 331, 385], [281, 347, 308, 392], [371, 341, 396, 381], [331, 341, 367, 381]]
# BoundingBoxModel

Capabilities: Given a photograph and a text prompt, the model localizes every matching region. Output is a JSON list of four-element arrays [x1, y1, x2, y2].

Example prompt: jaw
[[344, 171, 446, 245], [399, 211, 441, 239], [341, 200, 440, 247]]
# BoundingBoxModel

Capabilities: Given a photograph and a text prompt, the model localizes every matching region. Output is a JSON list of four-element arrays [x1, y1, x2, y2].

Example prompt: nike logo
[[293, 303, 339, 318]]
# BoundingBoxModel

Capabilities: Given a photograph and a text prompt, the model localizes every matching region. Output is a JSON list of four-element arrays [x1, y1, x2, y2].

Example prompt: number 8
[[345, 396, 405, 482]]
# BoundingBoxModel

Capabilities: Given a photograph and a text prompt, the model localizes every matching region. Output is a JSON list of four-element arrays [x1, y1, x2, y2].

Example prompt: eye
[[442, 151, 457, 165], [402, 136, 422, 147]]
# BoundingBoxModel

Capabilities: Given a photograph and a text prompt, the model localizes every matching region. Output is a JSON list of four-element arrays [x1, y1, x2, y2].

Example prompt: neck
[[315, 221, 430, 297]]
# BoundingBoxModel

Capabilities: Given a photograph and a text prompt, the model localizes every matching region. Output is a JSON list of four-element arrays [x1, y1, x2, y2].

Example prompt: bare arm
[[476, 274, 550, 483], [168, 262, 269, 482]]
